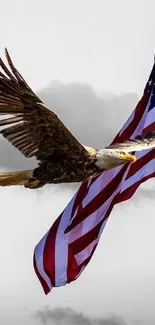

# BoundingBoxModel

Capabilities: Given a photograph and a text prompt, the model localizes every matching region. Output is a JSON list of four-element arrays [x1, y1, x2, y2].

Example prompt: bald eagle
[[0, 49, 154, 189]]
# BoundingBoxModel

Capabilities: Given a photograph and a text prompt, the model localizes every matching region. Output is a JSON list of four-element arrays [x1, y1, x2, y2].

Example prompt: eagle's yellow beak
[[120, 153, 137, 162]]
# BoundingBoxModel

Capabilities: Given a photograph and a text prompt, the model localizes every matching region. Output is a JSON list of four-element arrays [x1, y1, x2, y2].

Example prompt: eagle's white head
[[84, 145, 136, 170], [95, 149, 136, 170]]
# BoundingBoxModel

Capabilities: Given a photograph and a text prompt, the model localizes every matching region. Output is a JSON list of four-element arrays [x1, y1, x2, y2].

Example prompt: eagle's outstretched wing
[[0, 49, 87, 161], [106, 132, 155, 153]]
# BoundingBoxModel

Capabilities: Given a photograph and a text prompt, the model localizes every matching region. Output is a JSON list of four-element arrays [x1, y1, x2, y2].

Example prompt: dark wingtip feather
[[145, 131, 155, 139], [135, 131, 155, 141], [5, 48, 13, 66], [135, 135, 143, 140], [5, 48, 9, 56]]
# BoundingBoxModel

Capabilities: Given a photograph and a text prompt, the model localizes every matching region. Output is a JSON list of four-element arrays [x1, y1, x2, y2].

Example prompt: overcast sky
[[0, 0, 155, 96], [0, 1, 155, 325]]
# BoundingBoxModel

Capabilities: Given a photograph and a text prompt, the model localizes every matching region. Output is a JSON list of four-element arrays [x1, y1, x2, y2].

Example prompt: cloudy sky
[[0, 1, 155, 324]]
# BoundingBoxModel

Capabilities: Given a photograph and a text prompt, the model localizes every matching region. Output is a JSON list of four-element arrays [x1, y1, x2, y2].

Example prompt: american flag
[[34, 59, 155, 295]]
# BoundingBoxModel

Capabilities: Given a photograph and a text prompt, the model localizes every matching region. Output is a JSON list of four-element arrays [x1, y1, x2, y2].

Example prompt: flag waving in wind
[[34, 58, 155, 294]]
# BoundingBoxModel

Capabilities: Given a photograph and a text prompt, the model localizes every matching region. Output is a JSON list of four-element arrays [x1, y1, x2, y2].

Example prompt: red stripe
[[71, 173, 103, 210], [70, 219, 104, 255], [76, 206, 118, 273], [43, 216, 61, 286], [126, 150, 155, 179], [142, 121, 155, 135], [65, 165, 128, 234], [115, 171, 155, 204], [33, 254, 50, 295], [112, 93, 150, 144], [88, 171, 103, 187], [67, 246, 79, 283], [78, 243, 98, 272], [71, 180, 89, 220], [69, 194, 117, 256]]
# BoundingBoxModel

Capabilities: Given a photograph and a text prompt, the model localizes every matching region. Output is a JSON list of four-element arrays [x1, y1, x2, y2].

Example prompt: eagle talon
[[24, 178, 44, 189]]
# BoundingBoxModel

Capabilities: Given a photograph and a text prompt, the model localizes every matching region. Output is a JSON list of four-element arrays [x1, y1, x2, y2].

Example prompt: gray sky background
[[0, 1, 155, 325], [0, 0, 155, 96]]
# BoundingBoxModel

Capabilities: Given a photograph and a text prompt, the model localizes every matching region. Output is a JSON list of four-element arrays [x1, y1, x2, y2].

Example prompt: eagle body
[[31, 149, 136, 186], [32, 154, 97, 185], [0, 49, 155, 189]]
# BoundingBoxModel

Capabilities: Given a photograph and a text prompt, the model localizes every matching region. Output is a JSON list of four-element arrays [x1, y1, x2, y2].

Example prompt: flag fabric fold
[[34, 59, 155, 294]]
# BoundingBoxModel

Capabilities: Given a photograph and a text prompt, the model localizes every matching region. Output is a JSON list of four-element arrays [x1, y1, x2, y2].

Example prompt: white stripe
[[87, 178, 92, 188], [66, 193, 117, 243], [34, 231, 53, 291], [54, 194, 76, 286], [75, 265, 86, 279], [143, 107, 155, 129], [66, 170, 128, 244], [131, 95, 151, 139], [120, 158, 155, 192], [119, 110, 135, 135], [74, 238, 99, 265], [73, 216, 109, 266], [135, 148, 152, 160], [83, 166, 123, 208]]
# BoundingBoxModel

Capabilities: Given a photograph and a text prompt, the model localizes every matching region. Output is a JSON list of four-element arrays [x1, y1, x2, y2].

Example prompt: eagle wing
[[105, 132, 155, 153], [0, 49, 87, 161]]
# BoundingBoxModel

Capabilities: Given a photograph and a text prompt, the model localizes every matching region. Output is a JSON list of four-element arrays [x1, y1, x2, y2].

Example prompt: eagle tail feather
[[0, 169, 33, 186]]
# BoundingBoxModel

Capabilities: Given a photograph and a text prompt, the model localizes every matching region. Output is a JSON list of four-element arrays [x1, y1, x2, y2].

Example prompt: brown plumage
[[0, 49, 100, 188], [0, 49, 155, 189]]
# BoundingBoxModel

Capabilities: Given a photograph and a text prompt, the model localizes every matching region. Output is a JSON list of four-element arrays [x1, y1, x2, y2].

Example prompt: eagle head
[[95, 149, 136, 170]]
